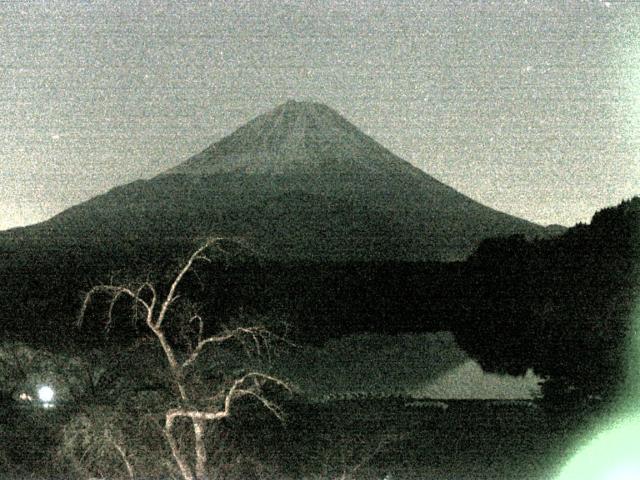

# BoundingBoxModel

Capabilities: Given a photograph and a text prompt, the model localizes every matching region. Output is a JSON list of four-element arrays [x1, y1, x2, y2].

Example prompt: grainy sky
[[1, 0, 638, 230]]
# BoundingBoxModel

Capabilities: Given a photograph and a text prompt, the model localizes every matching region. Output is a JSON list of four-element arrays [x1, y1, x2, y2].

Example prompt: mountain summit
[[167, 100, 421, 178], [4, 101, 545, 262]]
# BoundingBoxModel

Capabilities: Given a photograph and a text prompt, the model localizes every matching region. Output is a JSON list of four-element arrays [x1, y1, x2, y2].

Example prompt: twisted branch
[[77, 238, 291, 480], [156, 238, 221, 328], [182, 326, 276, 369]]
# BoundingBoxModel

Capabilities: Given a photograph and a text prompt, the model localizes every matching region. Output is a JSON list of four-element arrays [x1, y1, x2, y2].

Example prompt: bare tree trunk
[[79, 240, 289, 480], [165, 417, 196, 480], [150, 324, 189, 400], [193, 418, 209, 480]]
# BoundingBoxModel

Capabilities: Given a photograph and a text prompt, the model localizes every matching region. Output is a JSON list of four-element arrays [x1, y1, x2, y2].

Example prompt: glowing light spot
[[556, 415, 640, 479], [605, 465, 640, 480], [37, 385, 55, 403]]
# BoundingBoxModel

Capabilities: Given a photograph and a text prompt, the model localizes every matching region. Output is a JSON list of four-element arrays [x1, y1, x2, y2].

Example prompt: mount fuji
[[3, 100, 544, 262]]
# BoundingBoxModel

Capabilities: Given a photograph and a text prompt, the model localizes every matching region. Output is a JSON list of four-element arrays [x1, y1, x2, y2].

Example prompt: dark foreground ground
[[220, 398, 603, 480], [1, 398, 604, 479]]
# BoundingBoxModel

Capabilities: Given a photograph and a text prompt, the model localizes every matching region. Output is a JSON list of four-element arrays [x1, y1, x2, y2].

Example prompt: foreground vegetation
[[0, 389, 608, 479], [2, 197, 638, 407], [0, 197, 637, 478]]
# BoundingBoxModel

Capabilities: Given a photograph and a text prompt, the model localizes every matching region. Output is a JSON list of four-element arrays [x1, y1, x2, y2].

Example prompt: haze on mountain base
[[4, 101, 549, 262]]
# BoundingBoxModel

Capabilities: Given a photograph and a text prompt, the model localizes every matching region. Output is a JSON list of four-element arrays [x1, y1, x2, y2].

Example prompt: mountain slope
[[3, 100, 544, 262], [165, 100, 423, 177]]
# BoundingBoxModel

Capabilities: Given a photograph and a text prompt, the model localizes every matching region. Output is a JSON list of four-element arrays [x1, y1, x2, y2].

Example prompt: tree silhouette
[[78, 239, 291, 480], [454, 197, 640, 405]]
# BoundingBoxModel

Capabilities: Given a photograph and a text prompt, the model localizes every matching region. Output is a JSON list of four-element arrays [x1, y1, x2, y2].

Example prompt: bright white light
[[38, 385, 55, 403], [556, 415, 640, 479]]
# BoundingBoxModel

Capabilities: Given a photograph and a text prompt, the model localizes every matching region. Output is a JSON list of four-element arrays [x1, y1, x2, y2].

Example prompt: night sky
[[1, 0, 638, 230]]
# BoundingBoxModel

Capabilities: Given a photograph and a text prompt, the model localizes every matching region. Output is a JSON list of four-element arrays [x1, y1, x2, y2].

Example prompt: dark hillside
[[453, 197, 640, 404]]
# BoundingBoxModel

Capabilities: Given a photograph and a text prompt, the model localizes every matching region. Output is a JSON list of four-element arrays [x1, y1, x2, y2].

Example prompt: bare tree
[[78, 238, 290, 480]]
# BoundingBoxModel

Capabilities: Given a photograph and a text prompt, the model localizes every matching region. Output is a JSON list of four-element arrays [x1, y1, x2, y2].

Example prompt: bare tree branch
[[76, 239, 291, 480], [78, 285, 152, 329], [166, 373, 289, 425], [156, 238, 221, 328], [182, 326, 274, 369], [164, 417, 195, 480]]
